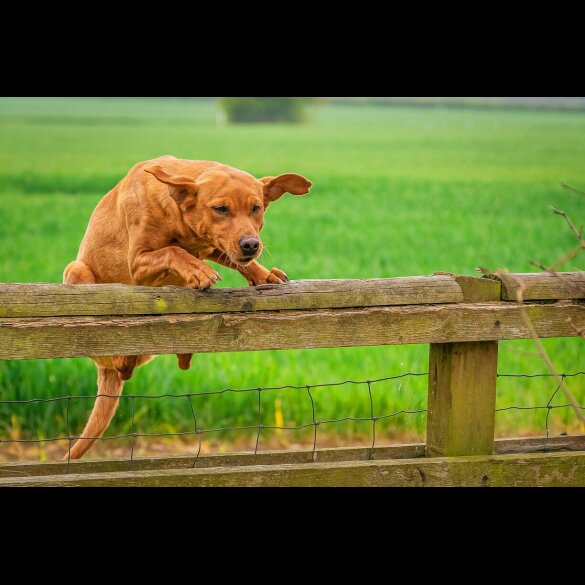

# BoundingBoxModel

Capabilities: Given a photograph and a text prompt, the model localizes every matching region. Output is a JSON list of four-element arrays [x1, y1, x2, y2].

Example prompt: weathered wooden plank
[[0, 445, 425, 478], [1, 435, 581, 478], [434, 273, 501, 302], [427, 341, 498, 456], [498, 272, 585, 301], [0, 276, 465, 318], [1, 300, 583, 360], [495, 435, 585, 454], [2, 450, 584, 487], [426, 274, 500, 457]]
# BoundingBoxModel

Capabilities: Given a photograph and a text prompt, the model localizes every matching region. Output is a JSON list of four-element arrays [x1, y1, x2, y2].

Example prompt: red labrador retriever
[[63, 155, 312, 458]]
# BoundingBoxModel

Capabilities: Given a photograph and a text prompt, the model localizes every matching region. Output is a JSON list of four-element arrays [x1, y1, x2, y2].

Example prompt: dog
[[63, 155, 312, 459]]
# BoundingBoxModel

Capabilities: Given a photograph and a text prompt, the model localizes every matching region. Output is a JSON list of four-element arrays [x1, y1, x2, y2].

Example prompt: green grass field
[[0, 97, 584, 455]]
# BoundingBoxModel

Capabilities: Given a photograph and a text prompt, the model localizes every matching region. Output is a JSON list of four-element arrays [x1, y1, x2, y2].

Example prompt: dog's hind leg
[[113, 355, 139, 380], [177, 353, 193, 370], [62, 260, 154, 457], [64, 366, 124, 460]]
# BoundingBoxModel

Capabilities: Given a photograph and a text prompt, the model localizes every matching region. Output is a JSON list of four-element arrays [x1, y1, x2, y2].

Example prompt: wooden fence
[[1, 271, 584, 486]]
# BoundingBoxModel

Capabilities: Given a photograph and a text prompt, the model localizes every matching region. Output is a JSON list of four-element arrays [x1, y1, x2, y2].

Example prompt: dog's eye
[[252, 204, 261, 213], [214, 206, 228, 215]]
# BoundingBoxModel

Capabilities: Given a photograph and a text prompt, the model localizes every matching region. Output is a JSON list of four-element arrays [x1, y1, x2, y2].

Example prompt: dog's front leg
[[239, 261, 290, 286], [130, 245, 220, 372], [207, 251, 289, 286], [130, 245, 221, 288]]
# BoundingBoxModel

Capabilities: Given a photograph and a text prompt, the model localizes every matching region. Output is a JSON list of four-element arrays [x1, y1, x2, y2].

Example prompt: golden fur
[[63, 156, 311, 459]]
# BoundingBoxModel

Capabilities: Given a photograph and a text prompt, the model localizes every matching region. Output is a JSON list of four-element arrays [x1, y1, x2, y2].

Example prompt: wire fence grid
[[1, 371, 584, 472]]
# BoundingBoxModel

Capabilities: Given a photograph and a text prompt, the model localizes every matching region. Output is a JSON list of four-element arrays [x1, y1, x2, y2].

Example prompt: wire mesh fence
[[495, 372, 585, 440], [1, 370, 584, 471]]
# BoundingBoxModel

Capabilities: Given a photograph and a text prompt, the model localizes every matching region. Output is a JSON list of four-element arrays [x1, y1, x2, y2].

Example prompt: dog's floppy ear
[[144, 165, 199, 202], [259, 173, 312, 206]]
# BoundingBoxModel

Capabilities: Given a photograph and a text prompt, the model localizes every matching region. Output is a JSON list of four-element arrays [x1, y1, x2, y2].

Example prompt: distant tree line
[[218, 97, 310, 123], [213, 97, 585, 124]]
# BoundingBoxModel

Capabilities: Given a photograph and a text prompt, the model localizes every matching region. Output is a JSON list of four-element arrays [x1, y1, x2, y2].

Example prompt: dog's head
[[144, 164, 312, 266]]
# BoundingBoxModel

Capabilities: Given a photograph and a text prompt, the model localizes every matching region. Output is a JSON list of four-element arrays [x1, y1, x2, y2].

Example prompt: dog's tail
[[64, 367, 124, 460]]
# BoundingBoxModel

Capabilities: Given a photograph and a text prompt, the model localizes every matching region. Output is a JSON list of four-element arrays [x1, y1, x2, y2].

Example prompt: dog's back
[[67, 156, 173, 284], [67, 156, 240, 285]]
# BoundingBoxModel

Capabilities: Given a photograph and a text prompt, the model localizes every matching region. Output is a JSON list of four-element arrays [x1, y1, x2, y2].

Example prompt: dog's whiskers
[[218, 251, 238, 271], [259, 245, 273, 263]]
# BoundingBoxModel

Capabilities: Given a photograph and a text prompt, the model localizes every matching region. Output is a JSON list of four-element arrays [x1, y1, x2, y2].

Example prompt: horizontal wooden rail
[[3, 272, 581, 320], [2, 449, 584, 487], [2, 435, 582, 479], [1, 299, 582, 360], [498, 272, 585, 301], [0, 274, 583, 360], [0, 275, 498, 317]]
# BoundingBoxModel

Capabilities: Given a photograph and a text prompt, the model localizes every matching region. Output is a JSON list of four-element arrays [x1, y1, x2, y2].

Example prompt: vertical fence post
[[426, 275, 501, 457]]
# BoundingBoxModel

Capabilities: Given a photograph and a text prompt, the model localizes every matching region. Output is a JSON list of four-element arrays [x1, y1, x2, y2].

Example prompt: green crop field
[[0, 97, 584, 457]]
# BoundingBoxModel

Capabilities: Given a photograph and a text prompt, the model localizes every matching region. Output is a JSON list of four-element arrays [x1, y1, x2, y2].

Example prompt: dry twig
[[560, 181, 585, 198], [496, 270, 585, 424], [549, 206, 583, 240], [530, 204, 584, 273]]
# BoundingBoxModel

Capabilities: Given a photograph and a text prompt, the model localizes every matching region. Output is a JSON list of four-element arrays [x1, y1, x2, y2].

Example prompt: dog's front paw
[[185, 262, 221, 289], [266, 267, 289, 284], [249, 267, 290, 286]]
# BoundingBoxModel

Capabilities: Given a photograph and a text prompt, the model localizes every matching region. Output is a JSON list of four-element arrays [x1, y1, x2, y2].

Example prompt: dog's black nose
[[239, 236, 260, 256]]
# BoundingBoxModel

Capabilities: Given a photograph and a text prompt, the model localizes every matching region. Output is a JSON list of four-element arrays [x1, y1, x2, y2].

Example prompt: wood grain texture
[[2, 450, 584, 487], [499, 272, 585, 301], [1, 301, 583, 360], [427, 341, 498, 456], [433, 273, 501, 302], [494, 435, 585, 454], [0, 276, 464, 318], [2, 436, 581, 478], [0, 445, 426, 478], [426, 275, 500, 456]]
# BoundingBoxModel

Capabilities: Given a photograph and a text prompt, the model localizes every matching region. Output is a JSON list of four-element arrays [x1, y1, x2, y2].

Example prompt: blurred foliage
[[218, 97, 309, 123]]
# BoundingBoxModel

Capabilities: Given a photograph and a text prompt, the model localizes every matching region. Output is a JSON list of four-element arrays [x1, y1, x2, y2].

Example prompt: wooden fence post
[[426, 275, 501, 457]]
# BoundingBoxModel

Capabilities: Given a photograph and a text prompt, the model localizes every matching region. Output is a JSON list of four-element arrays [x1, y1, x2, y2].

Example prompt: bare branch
[[529, 205, 584, 273], [560, 181, 585, 198], [529, 259, 550, 271], [548, 244, 583, 271], [549, 206, 582, 240], [496, 270, 585, 424]]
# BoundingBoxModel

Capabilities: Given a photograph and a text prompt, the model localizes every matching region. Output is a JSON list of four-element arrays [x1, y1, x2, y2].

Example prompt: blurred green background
[[0, 97, 583, 457]]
